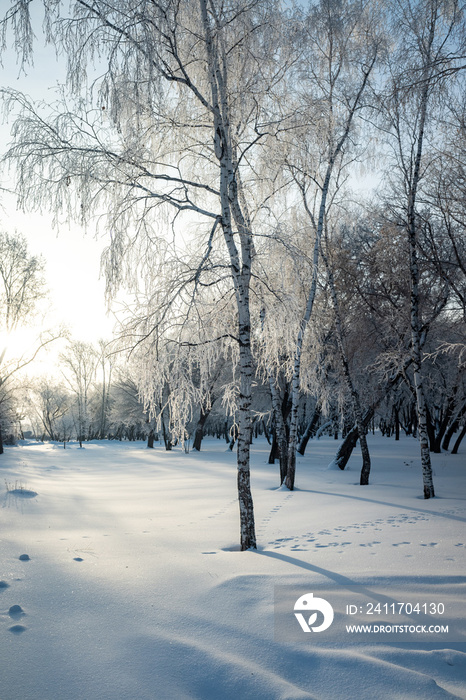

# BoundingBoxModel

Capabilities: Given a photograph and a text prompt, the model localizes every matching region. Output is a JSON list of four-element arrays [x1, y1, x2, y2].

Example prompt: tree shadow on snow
[[292, 488, 466, 523]]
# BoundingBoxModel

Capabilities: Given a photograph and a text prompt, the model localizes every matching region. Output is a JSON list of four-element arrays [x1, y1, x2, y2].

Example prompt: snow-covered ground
[[0, 434, 465, 700]]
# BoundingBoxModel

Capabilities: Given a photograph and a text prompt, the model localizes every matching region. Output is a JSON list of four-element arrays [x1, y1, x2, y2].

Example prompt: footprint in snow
[[8, 605, 25, 619], [18, 554, 30, 561], [359, 541, 381, 547], [9, 624, 27, 634]]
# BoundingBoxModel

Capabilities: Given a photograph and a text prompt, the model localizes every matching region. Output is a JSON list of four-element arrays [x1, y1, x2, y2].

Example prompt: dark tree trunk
[[268, 429, 280, 464], [262, 420, 271, 445], [434, 390, 459, 453], [333, 408, 373, 470], [425, 404, 437, 452], [161, 413, 172, 451], [229, 423, 238, 451], [334, 425, 359, 470], [297, 405, 321, 455], [147, 429, 155, 449], [192, 401, 214, 452], [442, 403, 466, 451], [442, 422, 457, 451], [278, 391, 291, 485], [393, 403, 400, 441], [451, 424, 466, 455]]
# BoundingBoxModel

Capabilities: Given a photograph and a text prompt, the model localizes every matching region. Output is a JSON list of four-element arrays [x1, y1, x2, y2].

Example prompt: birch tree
[[382, 0, 466, 498], [0, 0, 290, 548], [273, 0, 382, 488], [421, 90, 466, 324]]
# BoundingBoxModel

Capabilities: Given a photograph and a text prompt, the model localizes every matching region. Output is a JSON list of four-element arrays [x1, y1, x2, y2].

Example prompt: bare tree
[[28, 378, 71, 442], [94, 339, 114, 440], [0, 231, 45, 337], [60, 340, 98, 447], [0, 230, 61, 452], [109, 367, 152, 442]]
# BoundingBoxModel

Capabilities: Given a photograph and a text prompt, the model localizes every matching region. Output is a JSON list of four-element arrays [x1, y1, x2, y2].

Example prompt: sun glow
[[1, 325, 66, 376], [0, 207, 117, 377], [3, 327, 38, 361]]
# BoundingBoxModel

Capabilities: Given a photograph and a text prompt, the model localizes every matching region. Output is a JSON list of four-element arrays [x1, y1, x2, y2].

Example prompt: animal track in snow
[[268, 510, 444, 552], [205, 497, 238, 520], [175, 496, 238, 530], [257, 493, 293, 535]]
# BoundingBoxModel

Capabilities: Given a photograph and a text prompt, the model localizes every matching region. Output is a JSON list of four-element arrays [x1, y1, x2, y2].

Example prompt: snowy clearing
[[0, 434, 465, 700]]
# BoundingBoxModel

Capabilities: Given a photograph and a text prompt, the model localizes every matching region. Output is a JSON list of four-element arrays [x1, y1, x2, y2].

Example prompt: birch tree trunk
[[408, 198, 436, 497], [236, 301, 256, 549], [200, 0, 256, 548], [285, 166, 331, 490], [404, 19, 436, 499], [385, 0, 465, 492]]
